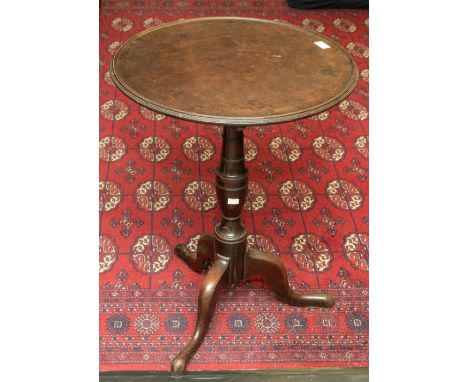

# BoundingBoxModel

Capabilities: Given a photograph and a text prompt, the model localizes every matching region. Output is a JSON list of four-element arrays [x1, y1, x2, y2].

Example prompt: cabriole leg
[[171, 255, 229, 376], [174, 234, 215, 273], [245, 248, 334, 308]]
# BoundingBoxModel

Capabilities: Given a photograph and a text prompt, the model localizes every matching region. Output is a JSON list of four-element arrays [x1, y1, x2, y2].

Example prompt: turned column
[[214, 126, 248, 286]]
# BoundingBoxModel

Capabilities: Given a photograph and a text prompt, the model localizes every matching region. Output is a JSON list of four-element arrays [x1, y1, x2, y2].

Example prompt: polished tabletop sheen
[[110, 17, 358, 126]]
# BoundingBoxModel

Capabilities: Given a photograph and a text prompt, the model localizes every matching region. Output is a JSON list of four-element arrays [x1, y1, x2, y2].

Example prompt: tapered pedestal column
[[172, 126, 334, 376]]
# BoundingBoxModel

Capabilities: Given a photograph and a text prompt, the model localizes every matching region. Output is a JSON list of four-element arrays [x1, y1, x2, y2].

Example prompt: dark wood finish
[[175, 234, 215, 273], [110, 17, 358, 126], [170, 126, 336, 375], [245, 248, 334, 308], [214, 126, 248, 285], [100, 367, 369, 382], [172, 255, 229, 375], [110, 17, 358, 375]]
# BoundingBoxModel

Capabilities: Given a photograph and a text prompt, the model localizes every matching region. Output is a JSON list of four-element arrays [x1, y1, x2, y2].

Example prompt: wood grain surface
[[110, 17, 358, 125]]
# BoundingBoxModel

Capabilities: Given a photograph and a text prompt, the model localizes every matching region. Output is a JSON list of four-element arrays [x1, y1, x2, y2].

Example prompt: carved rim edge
[[109, 16, 360, 126]]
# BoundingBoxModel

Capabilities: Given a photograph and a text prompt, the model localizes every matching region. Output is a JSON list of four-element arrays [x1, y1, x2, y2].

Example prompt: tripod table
[[110, 17, 358, 375]]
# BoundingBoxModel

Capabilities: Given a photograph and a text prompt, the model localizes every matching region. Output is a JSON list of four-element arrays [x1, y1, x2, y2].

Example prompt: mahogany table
[[110, 17, 358, 375]]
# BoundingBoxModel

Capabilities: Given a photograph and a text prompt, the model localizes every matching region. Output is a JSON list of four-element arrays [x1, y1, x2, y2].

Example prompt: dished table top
[[110, 17, 358, 126]]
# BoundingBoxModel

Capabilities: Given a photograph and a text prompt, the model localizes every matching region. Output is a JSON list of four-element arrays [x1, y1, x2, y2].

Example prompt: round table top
[[110, 17, 358, 126]]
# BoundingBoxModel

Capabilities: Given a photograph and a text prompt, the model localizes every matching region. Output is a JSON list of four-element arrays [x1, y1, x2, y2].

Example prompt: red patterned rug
[[100, 0, 369, 372]]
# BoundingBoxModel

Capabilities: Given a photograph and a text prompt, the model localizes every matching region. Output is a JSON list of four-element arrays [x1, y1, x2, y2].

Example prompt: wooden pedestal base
[[171, 126, 334, 375]]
